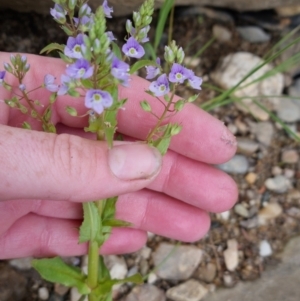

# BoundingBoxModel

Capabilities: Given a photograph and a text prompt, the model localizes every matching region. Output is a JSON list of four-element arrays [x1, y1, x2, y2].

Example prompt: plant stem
[[146, 90, 175, 142], [87, 240, 100, 290], [168, 4, 175, 45]]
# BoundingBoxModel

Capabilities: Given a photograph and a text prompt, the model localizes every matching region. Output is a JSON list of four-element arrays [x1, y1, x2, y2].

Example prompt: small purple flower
[[122, 37, 145, 59], [111, 57, 130, 86], [138, 26, 150, 43], [102, 0, 113, 18], [19, 84, 26, 91], [44, 74, 59, 92], [58, 75, 72, 95], [149, 74, 170, 97], [106, 31, 116, 42], [186, 69, 203, 90], [66, 59, 94, 79], [85, 89, 113, 114], [50, 4, 66, 23], [64, 34, 86, 59], [169, 63, 189, 84], [79, 3, 92, 17], [145, 58, 161, 80], [0, 70, 6, 85]]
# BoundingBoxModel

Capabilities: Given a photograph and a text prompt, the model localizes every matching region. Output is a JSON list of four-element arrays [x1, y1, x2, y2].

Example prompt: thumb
[[0, 125, 162, 202]]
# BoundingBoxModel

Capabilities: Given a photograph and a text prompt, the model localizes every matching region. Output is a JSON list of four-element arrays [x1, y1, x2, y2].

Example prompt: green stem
[[87, 240, 100, 290], [168, 4, 175, 45], [146, 90, 176, 142]]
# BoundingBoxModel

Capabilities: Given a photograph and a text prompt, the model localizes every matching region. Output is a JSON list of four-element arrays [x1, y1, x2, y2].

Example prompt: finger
[[149, 149, 238, 212], [0, 53, 236, 164], [116, 190, 211, 242], [0, 214, 147, 259], [0, 124, 162, 201]]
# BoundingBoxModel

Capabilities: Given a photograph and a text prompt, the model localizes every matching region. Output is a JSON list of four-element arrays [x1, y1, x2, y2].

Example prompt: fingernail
[[108, 143, 162, 181]]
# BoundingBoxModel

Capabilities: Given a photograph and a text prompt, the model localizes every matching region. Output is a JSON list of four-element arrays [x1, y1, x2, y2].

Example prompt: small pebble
[[212, 24, 232, 42], [258, 202, 283, 225], [234, 204, 249, 218], [217, 155, 249, 174], [38, 287, 49, 300], [265, 175, 291, 193], [281, 149, 299, 164], [245, 172, 257, 184], [183, 56, 201, 68], [272, 166, 283, 176], [237, 26, 271, 43], [223, 239, 239, 271], [147, 272, 158, 284], [259, 240, 273, 257]]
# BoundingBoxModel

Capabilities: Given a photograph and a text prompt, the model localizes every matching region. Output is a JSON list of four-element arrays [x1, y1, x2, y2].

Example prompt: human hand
[[0, 53, 238, 259]]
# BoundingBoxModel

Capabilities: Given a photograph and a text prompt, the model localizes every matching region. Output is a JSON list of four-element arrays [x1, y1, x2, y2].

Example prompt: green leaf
[[68, 89, 81, 97], [79, 202, 101, 243], [66, 106, 78, 116], [174, 100, 185, 111], [59, 52, 74, 64], [187, 94, 199, 103], [154, 0, 175, 52], [32, 257, 90, 295], [111, 42, 122, 59], [153, 136, 171, 155], [102, 219, 132, 228], [130, 59, 157, 75], [140, 100, 152, 112], [93, 274, 143, 296], [22, 122, 31, 130], [81, 79, 93, 89], [40, 43, 64, 55]]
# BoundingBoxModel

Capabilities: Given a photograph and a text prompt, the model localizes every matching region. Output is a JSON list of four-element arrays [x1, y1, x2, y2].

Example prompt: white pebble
[[259, 240, 273, 257], [38, 287, 49, 300]]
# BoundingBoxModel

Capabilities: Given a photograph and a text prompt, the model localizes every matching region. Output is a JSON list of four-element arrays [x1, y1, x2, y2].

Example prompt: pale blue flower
[[85, 89, 113, 114], [122, 37, 145, 59], [44, 74, 59, 92], [111, 57, 130, 86], [50, 4, 66, 23], [169, 63, 189, 84], [0, 71, 6, 85], [103, 0, 113, 18], [64, 34, 86, 59], [186, 69, 203, 90], [66, 59, 94, 79], [145, 58, 161, 80], [149, 74, 170, 97]]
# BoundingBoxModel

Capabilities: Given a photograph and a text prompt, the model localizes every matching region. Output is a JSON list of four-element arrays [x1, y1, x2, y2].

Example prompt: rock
[[281, 149, 299, 164], [265, 175, 291, 193], [258, 202, 283, 225], [276, 4, 300, 17], [147, 273, 158, 284], [223, 239, 239, 272], [234, 204, 250, 218], [286, 207, 300, 218], [38, 287, 49, 300], [259, 240, 273, 257], [251, 121, 274, 146], [237, 138, 259, 155], [223, 273, 235, 287], [152, 243, 203, 281], [54, 283, 69, 296], [245, 172, 257, 184], [277, 98, 300, 122], [240, 217, 259, 229], [196, 263, 217, 283], [279, 33, 300, 76], [104, 255, 128, 280], [287, 189, 300, 202], [289, 78, 300, 97], [217, 155, 249, 174], [272, 166, 283, 176], [70, 288, 87, 301], [284, 168, 295, 178], [183, 57, 201, 68], [2, 0, 300, 15], [166, 279, 208, 301], [140, 246, 152, 260], [212, 25, 232, 42], [218, 210, 231, 221], [211, 52, 284, 121], [0, 265, 27, 301], [125, 284, 166, 301], [9, 257, 33, 270], [236, 26, 271, 43]]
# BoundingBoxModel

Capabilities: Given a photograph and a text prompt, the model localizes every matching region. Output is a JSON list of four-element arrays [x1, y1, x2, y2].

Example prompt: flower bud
[[4, 63, 13, 73], [126, 19, 133, 34], [176, 47, 185, 64], [164, 46, 175, 63], [68, 0, 77, 10]]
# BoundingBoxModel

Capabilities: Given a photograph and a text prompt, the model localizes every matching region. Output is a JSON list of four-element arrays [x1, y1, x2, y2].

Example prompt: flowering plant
[[0, 0, 202, 300]]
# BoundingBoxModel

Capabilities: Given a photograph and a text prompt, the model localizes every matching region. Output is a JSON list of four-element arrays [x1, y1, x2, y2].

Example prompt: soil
[[0, 5, 300, 301]]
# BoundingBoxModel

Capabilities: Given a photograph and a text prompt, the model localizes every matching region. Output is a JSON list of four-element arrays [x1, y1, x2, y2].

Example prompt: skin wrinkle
[[161, 151, 179, 194]]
